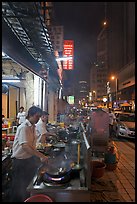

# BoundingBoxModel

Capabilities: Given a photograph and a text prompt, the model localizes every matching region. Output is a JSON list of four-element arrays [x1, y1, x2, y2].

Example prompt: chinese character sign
[[63, 40, 74, 70], [48, 26, 64, 52]]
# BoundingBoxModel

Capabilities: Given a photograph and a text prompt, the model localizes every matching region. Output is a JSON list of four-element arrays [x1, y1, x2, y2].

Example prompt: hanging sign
[[63, 40, 74, 70]]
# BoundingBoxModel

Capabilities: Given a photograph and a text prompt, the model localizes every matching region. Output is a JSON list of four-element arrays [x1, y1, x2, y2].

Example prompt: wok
[[40, 159, 73, 179], [67, 126, 79, 133], [57, 129, 69, 142], [44, 166, 72, 178]]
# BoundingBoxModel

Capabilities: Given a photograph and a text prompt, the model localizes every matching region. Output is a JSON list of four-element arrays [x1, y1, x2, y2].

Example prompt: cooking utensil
[[72, 163, 83, 171], [53, 148, 61, 152], [44, 165, 72, 178], [71, 139, 81, 144], [70, 141, 83, 171], [53, 142, 66, 148], [41, 157, 73, 179], [42, 170, 71, 185], [77, 142, 80, 165]]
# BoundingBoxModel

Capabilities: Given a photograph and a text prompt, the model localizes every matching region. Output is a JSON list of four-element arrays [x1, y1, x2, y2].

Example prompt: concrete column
[[48, 90, 54, 123], [48, 89, 58, 123], [25, 72, 34, 110]]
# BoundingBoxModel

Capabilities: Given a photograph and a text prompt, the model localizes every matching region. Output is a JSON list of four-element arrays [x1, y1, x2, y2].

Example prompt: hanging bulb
[[103, 21, 107, 26]]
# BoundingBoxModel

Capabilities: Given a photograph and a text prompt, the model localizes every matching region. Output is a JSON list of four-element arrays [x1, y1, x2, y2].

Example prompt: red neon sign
[[63, 40, 74, 70]]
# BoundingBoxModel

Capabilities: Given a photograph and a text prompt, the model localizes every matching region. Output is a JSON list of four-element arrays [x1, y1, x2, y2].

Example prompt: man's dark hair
[[19, 106, 24, 110], [27, 106, 42, 118], [42, 111, 49, 116]]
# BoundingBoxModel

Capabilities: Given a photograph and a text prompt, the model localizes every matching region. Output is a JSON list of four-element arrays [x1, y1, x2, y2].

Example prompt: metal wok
[[56, 129, 69, 142], [40, 159, 73, 179], [44, 166, 72, 179]]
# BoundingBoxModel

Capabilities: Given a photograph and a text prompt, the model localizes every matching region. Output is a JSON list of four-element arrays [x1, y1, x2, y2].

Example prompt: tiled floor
[[113, 141, 135, 202], [90, 140, 135, 202]]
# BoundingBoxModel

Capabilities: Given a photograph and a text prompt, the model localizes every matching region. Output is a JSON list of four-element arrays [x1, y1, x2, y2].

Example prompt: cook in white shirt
[[11, 106, 48, 202], [36, 111, 56, 143], [16, 106, 26, 125]]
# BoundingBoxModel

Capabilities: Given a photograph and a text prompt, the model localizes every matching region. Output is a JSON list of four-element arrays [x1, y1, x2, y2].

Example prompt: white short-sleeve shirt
[[35, 118, 47, 142], [17, 111, 26, 124], [109, 112, 116, 125], [11, 119, 37, 159]]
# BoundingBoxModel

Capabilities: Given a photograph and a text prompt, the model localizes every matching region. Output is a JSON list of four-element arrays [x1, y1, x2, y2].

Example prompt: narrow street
[[90, 140, 135, 202], [2, 2, 135, 202]]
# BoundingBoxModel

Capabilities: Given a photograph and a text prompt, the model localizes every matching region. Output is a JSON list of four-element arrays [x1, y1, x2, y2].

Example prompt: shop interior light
[[2, 51, 10, 59], [2, 51, 6, 57], [2, 79, 21, 83]]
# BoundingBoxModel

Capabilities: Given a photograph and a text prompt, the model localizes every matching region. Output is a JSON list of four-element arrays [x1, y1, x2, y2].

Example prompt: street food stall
[[27, 122, 92, 202]]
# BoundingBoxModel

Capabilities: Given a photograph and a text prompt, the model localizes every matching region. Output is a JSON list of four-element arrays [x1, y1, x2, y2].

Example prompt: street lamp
[[111, 76, 118, 107], [92, 90, 96, 102]]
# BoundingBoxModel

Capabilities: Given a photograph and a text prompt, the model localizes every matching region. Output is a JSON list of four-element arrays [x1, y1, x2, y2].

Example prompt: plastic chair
[[24, 194, 53, 202], [12, 126, 17, 133]]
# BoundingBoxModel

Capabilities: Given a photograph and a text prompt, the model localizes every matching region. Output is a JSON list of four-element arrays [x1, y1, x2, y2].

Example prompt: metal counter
[[27, 123, 92, 202]]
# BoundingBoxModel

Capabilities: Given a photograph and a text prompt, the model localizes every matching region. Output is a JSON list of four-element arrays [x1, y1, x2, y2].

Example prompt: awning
[[2, 2, 60, 87]]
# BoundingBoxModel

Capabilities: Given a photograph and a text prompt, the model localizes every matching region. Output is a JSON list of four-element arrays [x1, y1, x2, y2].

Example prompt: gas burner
[[43, 181, 69, 188], [42, 172, 71, 185]]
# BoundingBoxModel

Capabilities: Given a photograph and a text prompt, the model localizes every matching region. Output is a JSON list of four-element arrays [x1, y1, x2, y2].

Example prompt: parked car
[[113, 108, 122, 111], [114, 112, 135, 139]]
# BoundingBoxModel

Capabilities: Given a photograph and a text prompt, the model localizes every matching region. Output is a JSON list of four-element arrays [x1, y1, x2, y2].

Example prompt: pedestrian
[[2, 114, 8, 125], [10, 106, 48, 202], [16, 106, 26, 125], [109, 108, 116, 138], [36, 111, 56, 143]]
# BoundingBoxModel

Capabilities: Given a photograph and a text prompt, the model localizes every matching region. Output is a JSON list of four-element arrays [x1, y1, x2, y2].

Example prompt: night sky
[[54, 2, 105, 85]]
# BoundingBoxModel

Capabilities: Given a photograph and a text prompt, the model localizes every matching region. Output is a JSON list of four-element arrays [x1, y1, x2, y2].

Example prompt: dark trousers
[[109, 124, 114, 137], [10, 156, 39, 202]]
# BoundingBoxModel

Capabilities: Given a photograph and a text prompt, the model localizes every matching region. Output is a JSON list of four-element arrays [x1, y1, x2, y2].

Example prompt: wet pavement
[[90, 140, 135, 202]]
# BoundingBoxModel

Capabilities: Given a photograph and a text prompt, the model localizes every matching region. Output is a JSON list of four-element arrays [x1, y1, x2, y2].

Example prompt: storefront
[[2, 2, 61, 123]]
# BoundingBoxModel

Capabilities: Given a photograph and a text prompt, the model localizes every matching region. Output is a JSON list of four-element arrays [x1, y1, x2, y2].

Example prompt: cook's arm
[[22, 143, 48, 162], [46, 131, 56, 137]]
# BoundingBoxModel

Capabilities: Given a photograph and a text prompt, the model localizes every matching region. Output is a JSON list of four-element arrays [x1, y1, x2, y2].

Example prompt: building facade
[[90, 2, 135, 109]]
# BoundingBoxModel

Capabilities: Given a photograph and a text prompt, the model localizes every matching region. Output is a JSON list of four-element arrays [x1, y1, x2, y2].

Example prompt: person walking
[[10, 106, 48, 202], [16, 106, 26, 125], [2, 114, 8, 125]]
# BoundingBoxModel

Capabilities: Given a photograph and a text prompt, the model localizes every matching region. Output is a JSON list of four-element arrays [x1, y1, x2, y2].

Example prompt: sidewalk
[[90, 140, 135, 202]]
